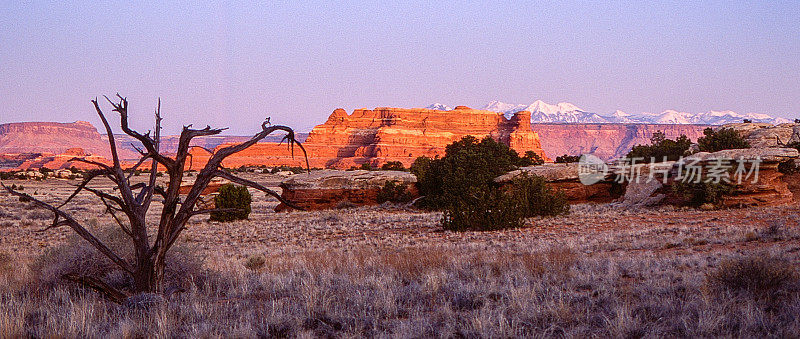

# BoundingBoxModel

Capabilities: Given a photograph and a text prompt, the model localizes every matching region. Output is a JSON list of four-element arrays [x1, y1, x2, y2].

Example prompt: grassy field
[[1, 176, 799, 337]]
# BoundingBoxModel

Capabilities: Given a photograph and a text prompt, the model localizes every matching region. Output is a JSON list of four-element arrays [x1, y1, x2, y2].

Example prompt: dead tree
[[1, 94, 307, 302]]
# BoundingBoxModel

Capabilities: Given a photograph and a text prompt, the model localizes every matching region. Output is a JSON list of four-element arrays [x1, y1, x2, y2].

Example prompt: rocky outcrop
[[675, 148, 797, 207], [8, 148, 115, 171], [533, 123, 708, 160], [212, 107, 548, 169], [275, 170, 418, 211], [718, 122, 800, 148], [495, 163, 620, 203], [610, 148, 798, 208]]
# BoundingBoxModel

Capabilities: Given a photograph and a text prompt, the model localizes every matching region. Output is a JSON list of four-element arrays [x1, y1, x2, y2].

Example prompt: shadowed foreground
[[0, 178, 799, 337], [2, 244, 799, 337]]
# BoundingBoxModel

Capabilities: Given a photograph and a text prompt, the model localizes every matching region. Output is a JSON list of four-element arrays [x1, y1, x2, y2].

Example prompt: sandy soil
[[2, 175, 798, 263]]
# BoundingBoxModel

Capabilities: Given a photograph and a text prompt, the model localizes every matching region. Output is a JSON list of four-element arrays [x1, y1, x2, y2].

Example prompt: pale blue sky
[[1, 1, 798, 133]]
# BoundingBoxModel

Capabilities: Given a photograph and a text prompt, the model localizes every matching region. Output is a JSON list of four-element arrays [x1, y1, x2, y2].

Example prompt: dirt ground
[[1, 176, 800, 337], [2, 175, 798, 264]]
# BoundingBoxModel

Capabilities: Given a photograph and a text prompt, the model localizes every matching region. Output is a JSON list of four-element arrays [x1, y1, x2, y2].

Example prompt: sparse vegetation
[[779, 142, 800, 174], [555, 154, 581, 163], [243, 254, 266, 271], [706, 253, 797, 300], [414, 136, 567, 231], [413, 135, 523, 210], [376, 181, 413, 204], [627, 131, 692, 162], [697, 127, 750, 152], [671, 181, 734, 207], [210, 184, 253, 222], [519, 150, 545, 166], [510, 173, 569, 217], [380, 161, 406, 171], [1, 177, 800, 336], [441, 184, 524, 231], [1, 95, 305, 302]]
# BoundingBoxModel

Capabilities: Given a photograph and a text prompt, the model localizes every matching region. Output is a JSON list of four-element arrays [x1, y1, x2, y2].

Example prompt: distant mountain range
[[426, 100, 792, 125]]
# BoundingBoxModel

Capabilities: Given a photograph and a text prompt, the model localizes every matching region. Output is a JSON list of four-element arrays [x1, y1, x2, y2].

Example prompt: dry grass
[[0, 177, 799, 336]]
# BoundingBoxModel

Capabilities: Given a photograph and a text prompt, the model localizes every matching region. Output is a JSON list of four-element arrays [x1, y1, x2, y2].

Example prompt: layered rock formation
[[718, 122, 800, 148], [676, 148, 797, 207], [533, 123, 708, 160], [0, 121, 137, 159], [495, 163, 621, 203], [9, 147, 114, 171], [275, 170, 418, 211], [497, 147, 799, 208], [209, 106, 549, 169]]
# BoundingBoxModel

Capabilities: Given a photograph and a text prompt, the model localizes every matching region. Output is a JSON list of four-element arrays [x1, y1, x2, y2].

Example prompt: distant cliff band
[[0, 108, 710, 171]]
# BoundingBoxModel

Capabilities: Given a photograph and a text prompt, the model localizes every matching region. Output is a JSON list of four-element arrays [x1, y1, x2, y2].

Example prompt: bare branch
[[125, 154, 152, 181], [91, 99, 121, 169], [206, 123, 301, 168], [107, 95, 175, 169], [100, 196, 133, 238], [62, 274, 129, 304], [59, 169, 111, 208], [67, 157, 115, 174]]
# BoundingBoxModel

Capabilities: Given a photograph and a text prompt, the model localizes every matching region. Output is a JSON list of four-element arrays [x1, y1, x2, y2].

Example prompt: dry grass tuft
[[706, 253, 798, 300], [243, 254, 266, 271]]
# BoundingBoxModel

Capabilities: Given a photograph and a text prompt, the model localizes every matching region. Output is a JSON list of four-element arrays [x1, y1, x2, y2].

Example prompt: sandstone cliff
[[533, 123, 709, 160], [0, 121, 137, 159], [0, 117, 714, 171], [209, 106, 549, 169]]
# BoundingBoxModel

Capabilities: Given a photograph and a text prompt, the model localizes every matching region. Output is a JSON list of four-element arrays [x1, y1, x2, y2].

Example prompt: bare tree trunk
[[1, 94, 308, 301]]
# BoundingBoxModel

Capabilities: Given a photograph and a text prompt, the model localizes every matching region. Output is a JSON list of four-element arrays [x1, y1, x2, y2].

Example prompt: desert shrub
[[627, 132, 692, 162], [210, 184, 252, 222], [671, 181, 734, 207], [779, 142, 800, 174], [244, 254, 266, 270], [413, 136, 523, 210], [697, 127, 750, 152], [510, 174, 569, 217], [706, 254, 797, 299], [441, 186, 524, 231], [376, 181, 413, 204], [554, 154, 581, 163], [29, 226, 204, 292], [409, 156, 433, 182], [380, 161, 406, 171], [441, 174, 568, 231], [778, 160, 799, 174], [518, 151, 545, 166], [359, 163, 374, 171]]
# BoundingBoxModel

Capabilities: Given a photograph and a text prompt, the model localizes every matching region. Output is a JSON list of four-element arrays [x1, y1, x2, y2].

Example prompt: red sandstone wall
[[0, 121, 138, 159], [209, 106, 548, 169]]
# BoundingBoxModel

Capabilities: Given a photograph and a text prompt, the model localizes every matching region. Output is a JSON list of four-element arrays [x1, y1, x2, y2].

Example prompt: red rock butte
[[188, 106, 549, 170]]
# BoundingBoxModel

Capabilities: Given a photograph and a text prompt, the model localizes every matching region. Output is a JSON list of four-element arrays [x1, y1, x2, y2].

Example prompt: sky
[[1, 1, 799, 134]]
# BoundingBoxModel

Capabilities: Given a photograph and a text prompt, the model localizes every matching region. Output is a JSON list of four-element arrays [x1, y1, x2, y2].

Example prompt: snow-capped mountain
[[425, 103, 452, 111], [472, 100, 791, 125]]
